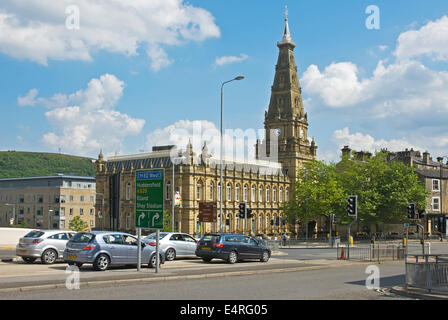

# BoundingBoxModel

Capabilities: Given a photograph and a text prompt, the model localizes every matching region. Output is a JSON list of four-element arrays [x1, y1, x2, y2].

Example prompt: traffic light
[[246, 208, 254, 219], [332, 214, 338, 225], [238, 202, 246, 219], [347, 195, 357, 216], [418, 209, 425, 220], [407, 203, 416, 219]]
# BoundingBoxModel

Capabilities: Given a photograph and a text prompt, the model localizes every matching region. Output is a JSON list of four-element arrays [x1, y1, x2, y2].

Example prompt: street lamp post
[[172, 157, 185, 233], [439, 156, 448, 238], [48, 209, 54, 229], [220, 76, 244, 232]]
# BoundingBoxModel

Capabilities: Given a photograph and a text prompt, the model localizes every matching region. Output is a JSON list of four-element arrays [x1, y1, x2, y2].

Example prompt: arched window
[[126, 183, 131, 201], [209, 182, 214, 201], [227, 213, 232, 232], [251, 185, 256, 203], [266, 186, 270, 202], [196, 181, 202, 201], [279, 187, 283, 203], [259, 186, 263, 202], [259, 214, 263, 232], [273, 187, 277, 203], [285, 188, 289, 202], [244, 184, 248, 202], [165, 182, 170, 200], [226, 183, 232, 202], [235, 184, 240, 202]]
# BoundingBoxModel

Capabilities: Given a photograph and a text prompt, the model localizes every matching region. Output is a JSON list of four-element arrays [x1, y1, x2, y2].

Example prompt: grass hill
[[0, 151, 96, 179]]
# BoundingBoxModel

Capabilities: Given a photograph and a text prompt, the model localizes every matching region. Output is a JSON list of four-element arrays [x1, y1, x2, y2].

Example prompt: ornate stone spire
[[280, 5, 293, 44]]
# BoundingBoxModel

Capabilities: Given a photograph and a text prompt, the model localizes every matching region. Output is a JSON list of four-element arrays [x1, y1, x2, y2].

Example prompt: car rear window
[[201, 235, 221, 243], [24, 231, 44, 238], [144, 233, 168, 241], [70, 233, 95, 243]]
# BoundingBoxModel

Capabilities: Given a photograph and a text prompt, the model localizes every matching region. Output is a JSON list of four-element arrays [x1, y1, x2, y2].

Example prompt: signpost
[[135, 169, 164, 273], [199, 202, 217, 236]]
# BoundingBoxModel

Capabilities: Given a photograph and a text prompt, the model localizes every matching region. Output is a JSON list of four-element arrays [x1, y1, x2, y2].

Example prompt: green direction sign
[[135, 169, 164, 229]]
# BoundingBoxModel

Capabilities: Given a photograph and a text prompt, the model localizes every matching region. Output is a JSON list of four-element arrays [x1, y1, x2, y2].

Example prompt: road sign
[[135, 169, 164, 229], [199, 202, 217, 222]]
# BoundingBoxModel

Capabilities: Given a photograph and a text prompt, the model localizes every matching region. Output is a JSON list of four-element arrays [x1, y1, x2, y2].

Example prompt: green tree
[[337, 151, 428, 226], [69, 216, 89, 232], [282, 160, 345, 230]]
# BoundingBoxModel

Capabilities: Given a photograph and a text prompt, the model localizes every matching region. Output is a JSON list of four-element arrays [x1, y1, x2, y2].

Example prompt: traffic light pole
[[244, 205, 247, 235], [329, 214, 333, 248]]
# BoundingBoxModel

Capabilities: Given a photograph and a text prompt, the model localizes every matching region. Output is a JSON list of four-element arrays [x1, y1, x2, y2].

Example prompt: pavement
[[0, 253, 377, 294], [390, 285, 448, 300]]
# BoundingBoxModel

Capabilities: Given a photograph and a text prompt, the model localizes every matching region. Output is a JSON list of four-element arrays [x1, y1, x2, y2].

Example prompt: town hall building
[[94, 15, 317, 237]]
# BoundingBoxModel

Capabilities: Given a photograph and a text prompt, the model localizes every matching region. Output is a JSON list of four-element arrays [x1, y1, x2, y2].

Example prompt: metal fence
[[337, 244, 406, 262], [406, 255, 448, 293]]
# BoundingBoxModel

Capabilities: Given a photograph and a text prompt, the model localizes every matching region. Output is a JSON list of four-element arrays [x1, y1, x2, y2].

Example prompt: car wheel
[[165, 248, 176, 261], [93, 254, 110, 271], [202, 257, 212, 263], [228, 251, 238, 264], [149, 254, 162, 268], [22, 257, 36, 264], [41, 249, 58, 264], [260, 250, 270, 262]]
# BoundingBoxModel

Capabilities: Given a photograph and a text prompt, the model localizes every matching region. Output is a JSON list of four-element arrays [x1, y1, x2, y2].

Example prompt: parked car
[[64, 231, 165, 271], [142, 232, 198, 261], [195, 233, 271, 264], [16, 230, 76, 264]]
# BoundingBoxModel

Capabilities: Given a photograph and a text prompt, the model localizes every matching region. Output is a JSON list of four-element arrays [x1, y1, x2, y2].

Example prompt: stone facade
[[95, 16, 317, 237]]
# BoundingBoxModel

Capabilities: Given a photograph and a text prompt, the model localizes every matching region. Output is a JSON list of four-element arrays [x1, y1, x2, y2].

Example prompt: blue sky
[[1, 0, 448, 163]]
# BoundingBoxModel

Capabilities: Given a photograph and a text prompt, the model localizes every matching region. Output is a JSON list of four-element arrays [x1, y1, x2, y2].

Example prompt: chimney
[[341, 146, 351, 158], [423, 151, 430, 164]]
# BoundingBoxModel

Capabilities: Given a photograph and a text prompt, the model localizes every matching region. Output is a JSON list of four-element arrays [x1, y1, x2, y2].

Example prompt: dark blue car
[[195, 233, 271, 264]]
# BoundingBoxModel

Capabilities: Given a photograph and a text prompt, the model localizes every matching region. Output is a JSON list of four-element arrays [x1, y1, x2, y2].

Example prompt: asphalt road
[[0, 261, 410, 300]]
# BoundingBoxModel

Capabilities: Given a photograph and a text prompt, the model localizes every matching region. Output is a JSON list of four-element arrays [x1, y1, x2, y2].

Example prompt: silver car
[[16, 229, 76, 264], [64, 231, 165, 271], [142, 232, 198, 261]]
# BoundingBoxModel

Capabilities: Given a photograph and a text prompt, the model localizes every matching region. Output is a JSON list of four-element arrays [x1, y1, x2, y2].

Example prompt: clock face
[[275, 128, 281, 136]]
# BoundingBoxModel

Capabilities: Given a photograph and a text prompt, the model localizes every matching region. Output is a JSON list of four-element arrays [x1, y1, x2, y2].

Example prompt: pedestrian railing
[[337, 244, 406, 262], [406, 254, 448, 293]]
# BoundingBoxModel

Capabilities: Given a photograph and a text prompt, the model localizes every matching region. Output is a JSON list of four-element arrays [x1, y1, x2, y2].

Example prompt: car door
[[103, 234, 127, 264], [181, 234, 198, 257], [47, 233, 68, 257], [169, 233, 186, 256], [235, 235, 251, 259], [122, 234, 139, 264], [246, 237, 262, 258]]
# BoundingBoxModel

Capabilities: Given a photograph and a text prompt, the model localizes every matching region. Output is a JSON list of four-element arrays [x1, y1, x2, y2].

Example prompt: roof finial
[[281, 5, 292, 43]]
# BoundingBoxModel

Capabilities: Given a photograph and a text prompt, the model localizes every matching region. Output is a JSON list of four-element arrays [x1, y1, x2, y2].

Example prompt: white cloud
[[0, 0, 220, 69], [332, 127, 421, 155], [18, 74, 145, 156], [145, 119, 264, 162], [17, 88, 38, 107], [394, 15, 448, 61], [214, 54, 249, 67]]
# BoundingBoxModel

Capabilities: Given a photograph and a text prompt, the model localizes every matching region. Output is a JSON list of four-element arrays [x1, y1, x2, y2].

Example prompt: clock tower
[[256, 12, 317, 179]]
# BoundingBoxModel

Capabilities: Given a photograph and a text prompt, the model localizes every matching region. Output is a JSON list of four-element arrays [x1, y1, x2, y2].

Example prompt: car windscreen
[[70, 233, 95, 243], [144, 232, 169, 241], [200, 235, 221, 243], [24, 231, 45, 238]]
